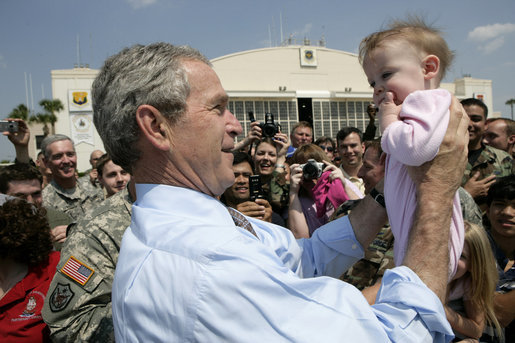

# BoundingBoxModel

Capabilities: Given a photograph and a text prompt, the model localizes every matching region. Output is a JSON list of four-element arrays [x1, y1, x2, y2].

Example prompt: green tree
[[7, 104, 30, 120], [30, 99, 64, 136], [506, 98, 515, 120]]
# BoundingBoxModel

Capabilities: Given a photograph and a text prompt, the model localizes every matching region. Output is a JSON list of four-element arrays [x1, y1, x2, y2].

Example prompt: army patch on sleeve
[[49, 283, 75, 312], [61, 256, 94, 286]]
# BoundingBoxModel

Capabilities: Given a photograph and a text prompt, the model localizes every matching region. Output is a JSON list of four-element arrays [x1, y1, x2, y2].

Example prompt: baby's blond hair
[[359, 16, 454, 82]]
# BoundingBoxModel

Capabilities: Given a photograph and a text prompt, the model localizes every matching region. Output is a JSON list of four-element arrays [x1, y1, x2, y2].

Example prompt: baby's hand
[[378, 92, 401, 132]]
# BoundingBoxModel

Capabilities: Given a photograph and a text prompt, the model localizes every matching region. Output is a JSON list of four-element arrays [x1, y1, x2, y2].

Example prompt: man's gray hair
[[40, 134, 75, 159], [92, 42, 210, 173]]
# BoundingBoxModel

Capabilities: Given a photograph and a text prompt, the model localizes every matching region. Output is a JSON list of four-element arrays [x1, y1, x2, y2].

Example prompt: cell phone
[[249, 175, 264, 202], [0, 120, 18, 133]]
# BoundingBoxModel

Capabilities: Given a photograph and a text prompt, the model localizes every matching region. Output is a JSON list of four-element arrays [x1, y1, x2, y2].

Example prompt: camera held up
[[248, 112, 280, 138], [300, 159, 325, 180]]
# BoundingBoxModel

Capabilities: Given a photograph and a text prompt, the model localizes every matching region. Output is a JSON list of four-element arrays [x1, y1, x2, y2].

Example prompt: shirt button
[[352, 244, 357, 250]]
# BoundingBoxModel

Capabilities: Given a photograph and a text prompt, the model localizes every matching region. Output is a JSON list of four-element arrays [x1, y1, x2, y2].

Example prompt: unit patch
[[61, 256, 94, 286], [49, 283, 75, 312]]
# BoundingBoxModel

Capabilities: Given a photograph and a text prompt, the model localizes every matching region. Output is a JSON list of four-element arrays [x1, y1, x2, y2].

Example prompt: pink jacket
[[381, 89, 464, 279]]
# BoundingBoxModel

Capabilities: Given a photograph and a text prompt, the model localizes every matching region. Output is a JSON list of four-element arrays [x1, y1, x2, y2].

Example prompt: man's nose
[[226, 109, 243, 137]]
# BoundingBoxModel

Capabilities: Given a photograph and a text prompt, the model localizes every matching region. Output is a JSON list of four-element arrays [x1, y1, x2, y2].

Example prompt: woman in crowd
[[0, 195, 60, 342], [253, 136, 290, 216], [287, 144, 361, 238]]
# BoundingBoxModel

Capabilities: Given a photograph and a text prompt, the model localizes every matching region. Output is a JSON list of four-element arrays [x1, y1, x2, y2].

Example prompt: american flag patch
[[61, 256, 94, 286]]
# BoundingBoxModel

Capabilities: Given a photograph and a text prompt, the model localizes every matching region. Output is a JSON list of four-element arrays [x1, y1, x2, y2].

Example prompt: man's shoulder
[[42, 181, 59, 197], [75, 190, 132, 238], [481, 145, 511, 162], [467, 144, 513, 177]]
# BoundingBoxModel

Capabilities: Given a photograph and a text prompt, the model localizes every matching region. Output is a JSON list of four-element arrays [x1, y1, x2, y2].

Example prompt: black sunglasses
[[319, 145, 334, 152]]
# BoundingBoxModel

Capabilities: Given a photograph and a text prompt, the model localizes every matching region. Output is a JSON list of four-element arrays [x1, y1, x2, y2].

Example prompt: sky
[[1, 0, 514, 161]]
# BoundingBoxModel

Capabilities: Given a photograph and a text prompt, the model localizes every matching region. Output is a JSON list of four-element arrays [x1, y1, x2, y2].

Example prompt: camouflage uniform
[[462, 145, 513, 206], [45, 207, 73, 251], [458, 187, 483, 226], [262, 169, 289, 215], [332, 200, 395, 290], [79, 172, 104, 196], [42, 188, 133, 342], [42, 179, 104, 221]]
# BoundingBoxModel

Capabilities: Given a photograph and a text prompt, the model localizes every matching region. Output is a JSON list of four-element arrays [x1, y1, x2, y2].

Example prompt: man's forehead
[[464, 105, 486, 118], [91, 150, 103, 159], [364, 148, 380, 163], [7, 179, 41, 191], [49, 140, 75, 153], [488, 121, 508, 133], [233, 162, 253, 173], [295, 126, 311, 132], [340, 133, 361, 144]]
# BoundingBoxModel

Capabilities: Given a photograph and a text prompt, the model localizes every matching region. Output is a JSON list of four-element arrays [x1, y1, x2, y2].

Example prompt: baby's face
[[363, 40, 427, 107]]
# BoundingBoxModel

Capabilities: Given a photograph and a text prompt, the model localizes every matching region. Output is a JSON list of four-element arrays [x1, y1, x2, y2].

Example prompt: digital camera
[[249, 175, 265, 201], [0, 120, 19, 133], [300, 159, 325, 180], [248, 112, 280, 138]]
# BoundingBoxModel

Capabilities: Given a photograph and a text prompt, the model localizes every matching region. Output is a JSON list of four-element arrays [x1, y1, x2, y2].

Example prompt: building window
[[231, 98, 373, 143], [312, 100, 371, 139], [231, 99, 298, 142]]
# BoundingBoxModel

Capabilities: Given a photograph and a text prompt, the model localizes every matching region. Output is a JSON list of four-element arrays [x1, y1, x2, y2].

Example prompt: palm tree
[[32, 99, 64, 135], [506, 98, 515, 120], [7, 104, 30, 120], [29, 113, 54, 137]]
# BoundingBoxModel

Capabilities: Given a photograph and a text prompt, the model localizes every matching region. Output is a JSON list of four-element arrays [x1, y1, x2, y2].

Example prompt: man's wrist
[[369, 188, 385, 208]]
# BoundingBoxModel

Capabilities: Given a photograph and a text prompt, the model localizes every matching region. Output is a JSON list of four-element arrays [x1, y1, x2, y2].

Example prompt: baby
[[359, 18, 464, 279]]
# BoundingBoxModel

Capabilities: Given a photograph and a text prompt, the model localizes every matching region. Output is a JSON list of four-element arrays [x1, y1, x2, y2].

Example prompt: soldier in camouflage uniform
[[263, 166, 289, 215], [41, 135, 104, 221], [78, 150, 105, 195], [461, 98, 513, 209], [461, 145, 513, 205], [42, 186, 133, 342], [43, 179, 104, 221]]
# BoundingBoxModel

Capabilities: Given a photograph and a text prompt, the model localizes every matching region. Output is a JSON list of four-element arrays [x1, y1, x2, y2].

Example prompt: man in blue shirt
[[92, 42, 469, 342]]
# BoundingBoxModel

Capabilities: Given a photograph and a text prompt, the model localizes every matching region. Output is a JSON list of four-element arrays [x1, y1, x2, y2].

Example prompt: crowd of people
[[1, 19, 514, 343]]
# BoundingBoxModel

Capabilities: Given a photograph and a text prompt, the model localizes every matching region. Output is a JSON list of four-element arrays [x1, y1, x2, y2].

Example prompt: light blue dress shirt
[[112, 184, 453, 342]]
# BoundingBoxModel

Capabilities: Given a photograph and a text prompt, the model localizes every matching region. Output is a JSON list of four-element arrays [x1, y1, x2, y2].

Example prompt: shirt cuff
[[373, 266, 454, 342]]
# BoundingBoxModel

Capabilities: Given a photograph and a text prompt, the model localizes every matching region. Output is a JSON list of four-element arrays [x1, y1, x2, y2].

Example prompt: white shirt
[[112, 184, 453, 342]]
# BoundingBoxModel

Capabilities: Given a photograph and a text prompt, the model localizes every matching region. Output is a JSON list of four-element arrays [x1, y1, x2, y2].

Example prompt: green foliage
[[7, 98, 64, 137], [7, 104, 29, 120]]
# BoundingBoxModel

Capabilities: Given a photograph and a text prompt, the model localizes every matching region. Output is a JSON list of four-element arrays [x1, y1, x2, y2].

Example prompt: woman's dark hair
[[314, 136, 335, 150], [487, 174, 515, 206], [0, 198, 52, 266]]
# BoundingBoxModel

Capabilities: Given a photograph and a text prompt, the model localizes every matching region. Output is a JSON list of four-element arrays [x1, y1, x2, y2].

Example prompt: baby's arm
[[381, 90, 452, 166], [445, 298, 485, 339]]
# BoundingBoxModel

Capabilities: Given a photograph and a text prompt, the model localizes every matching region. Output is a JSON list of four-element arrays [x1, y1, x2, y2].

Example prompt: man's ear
[[135, 105, 171, 152], [379, 152, 387, 166], [509, 134, 515, 145], [422, 55, 440, 80]]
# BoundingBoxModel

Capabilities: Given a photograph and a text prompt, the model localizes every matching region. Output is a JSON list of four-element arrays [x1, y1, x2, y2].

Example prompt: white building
[[38, 45, 494, 172]]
